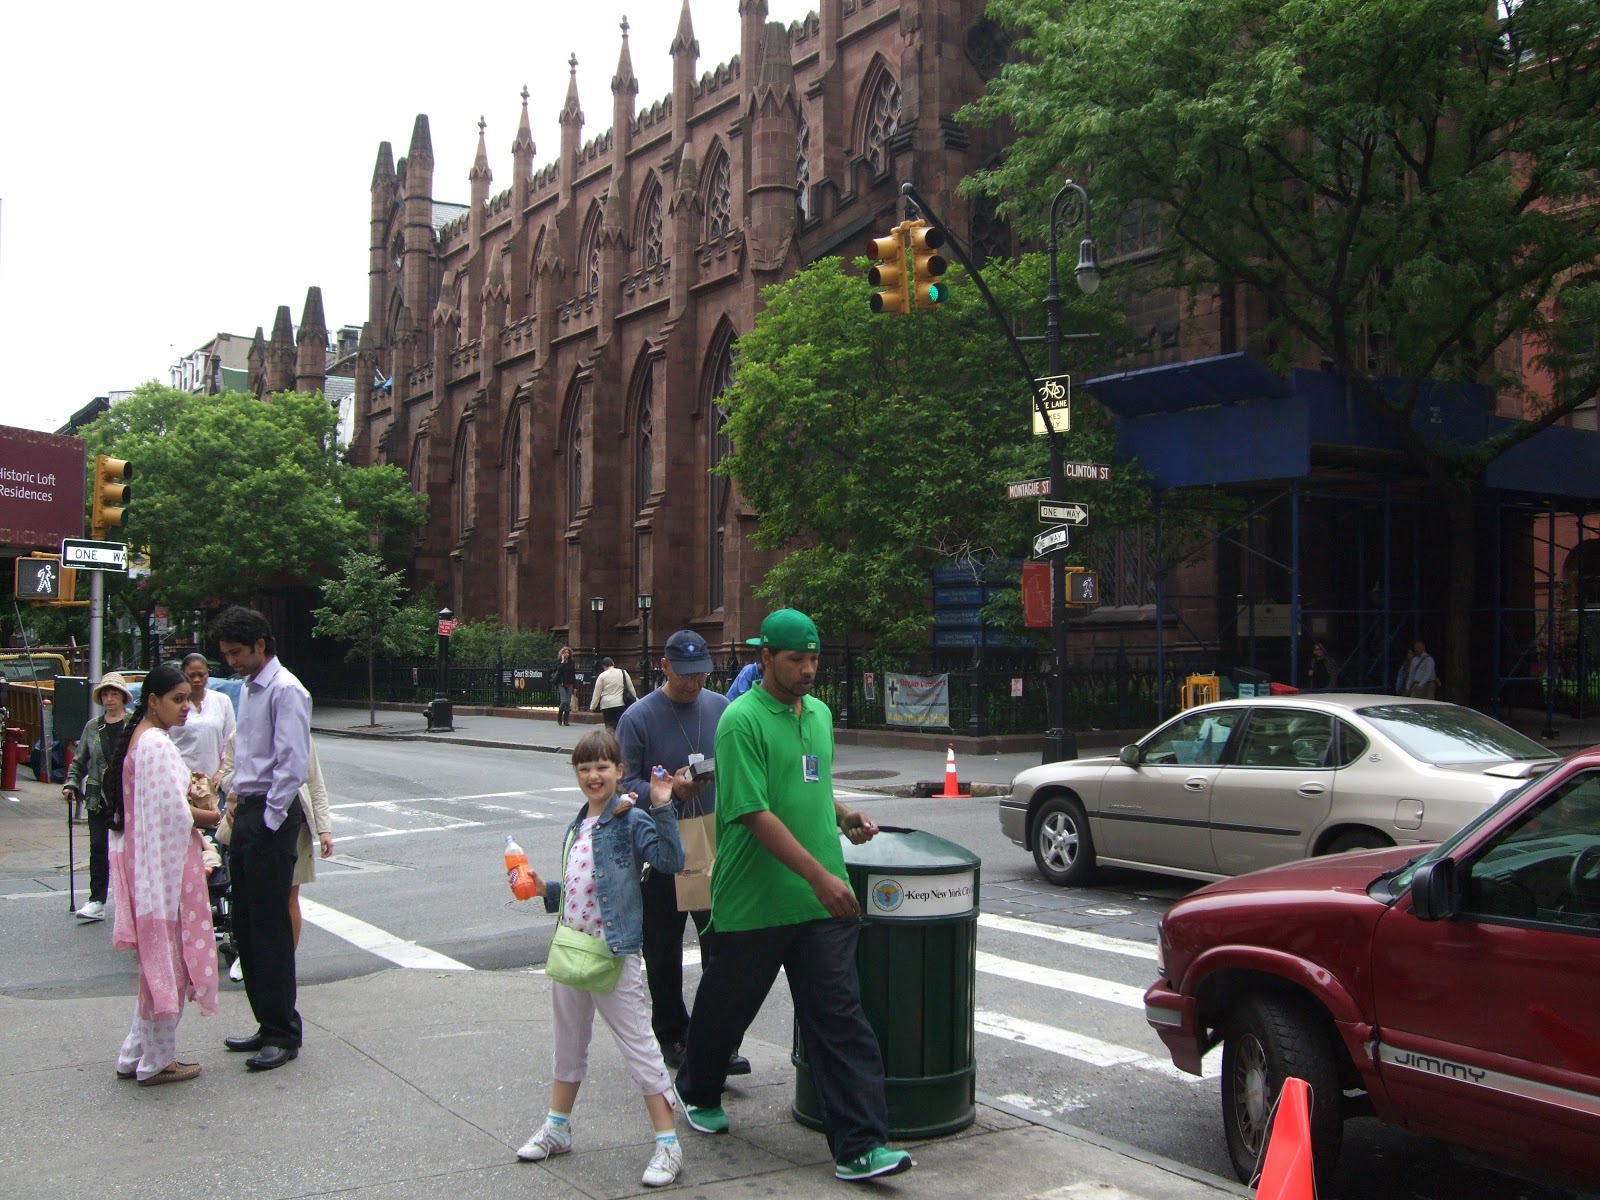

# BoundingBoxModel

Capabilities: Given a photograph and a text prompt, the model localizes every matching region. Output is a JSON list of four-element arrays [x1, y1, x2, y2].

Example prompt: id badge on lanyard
[[802, 754, 820, 783]]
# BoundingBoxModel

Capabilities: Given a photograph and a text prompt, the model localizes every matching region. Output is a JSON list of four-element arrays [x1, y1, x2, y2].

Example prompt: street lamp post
[[637, 593, 653, 689], [589, 597, 605, 671], [1042, 181, 1100, 764], [893, 179, 1098, 763]]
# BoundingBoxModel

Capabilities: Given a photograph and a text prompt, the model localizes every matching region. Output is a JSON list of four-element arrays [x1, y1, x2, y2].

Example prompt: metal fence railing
[[298, 650, 1228, 737]]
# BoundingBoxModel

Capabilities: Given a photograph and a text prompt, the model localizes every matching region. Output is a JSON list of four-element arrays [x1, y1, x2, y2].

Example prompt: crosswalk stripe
[[976, 1010, 1219, 1081], [979, 913, 1158, 961], [298, 897, 472, 971], [976, 951, 1146, 1008]]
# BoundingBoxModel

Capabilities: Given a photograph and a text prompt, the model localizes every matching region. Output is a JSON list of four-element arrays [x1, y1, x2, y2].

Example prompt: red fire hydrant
[[1, 727, 26, 791]]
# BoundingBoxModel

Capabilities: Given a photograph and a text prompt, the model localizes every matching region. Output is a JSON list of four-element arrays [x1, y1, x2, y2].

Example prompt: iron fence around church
[[296, 648, 1224, 737]]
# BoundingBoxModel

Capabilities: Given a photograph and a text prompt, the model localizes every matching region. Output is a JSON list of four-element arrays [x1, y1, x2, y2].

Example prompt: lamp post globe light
[[589, 597, 605, 670], [637, 593, 653, 688], [1042, 180, 1099, 763]]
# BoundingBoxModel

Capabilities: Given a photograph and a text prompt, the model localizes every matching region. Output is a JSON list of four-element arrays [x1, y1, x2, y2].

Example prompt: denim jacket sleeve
[[632, 803, 684, 875]]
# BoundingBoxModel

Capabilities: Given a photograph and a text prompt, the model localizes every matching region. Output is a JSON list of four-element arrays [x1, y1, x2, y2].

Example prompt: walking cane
[[67, 789, 77, 914]]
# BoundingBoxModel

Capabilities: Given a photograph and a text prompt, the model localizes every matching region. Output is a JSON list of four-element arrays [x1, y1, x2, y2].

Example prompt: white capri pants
[[549, 953, 673, 1096]]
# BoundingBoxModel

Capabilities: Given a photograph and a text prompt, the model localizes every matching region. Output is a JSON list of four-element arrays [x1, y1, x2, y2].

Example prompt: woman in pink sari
[[105, 661, 221, 1086]]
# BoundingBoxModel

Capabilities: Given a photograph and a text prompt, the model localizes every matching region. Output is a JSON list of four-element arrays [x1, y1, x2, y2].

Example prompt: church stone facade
[[346, 0, 1011, 656]]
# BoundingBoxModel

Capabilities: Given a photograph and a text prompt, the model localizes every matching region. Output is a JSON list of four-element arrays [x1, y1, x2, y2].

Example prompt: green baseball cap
[[751, 608, 821, 652]]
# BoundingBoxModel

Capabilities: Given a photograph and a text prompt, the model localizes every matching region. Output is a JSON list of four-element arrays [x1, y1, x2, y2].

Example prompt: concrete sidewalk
[[0, 956, 1246, 1200]]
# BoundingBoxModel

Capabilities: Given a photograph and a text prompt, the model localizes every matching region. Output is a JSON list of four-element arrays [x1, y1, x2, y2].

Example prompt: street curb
[[976, 1092, 1252, 1197]]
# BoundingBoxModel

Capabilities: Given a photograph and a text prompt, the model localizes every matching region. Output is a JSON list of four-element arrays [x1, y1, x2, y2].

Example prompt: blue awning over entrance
[[1085, 352, 1292, 419]]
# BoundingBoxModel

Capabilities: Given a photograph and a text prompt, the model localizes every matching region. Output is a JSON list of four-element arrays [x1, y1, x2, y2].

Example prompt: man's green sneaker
[[684, 1103, 729, 1134], [835, 1146, 914, 1181]]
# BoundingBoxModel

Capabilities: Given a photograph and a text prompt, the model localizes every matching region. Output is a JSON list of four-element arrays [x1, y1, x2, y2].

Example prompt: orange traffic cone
[[1255, 1076, 1316, 1200], [939, 744, 965, 798]]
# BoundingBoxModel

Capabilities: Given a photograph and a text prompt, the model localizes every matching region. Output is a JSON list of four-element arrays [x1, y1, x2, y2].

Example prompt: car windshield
[[1354, 704, 1552, 764]]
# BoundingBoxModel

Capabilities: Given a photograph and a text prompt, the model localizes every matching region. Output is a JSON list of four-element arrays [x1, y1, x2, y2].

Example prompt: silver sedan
[[999, 695, 1561, 886]]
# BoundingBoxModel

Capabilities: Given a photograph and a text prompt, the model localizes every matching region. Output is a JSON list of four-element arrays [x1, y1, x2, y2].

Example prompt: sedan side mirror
[[1118, 744, 1140, 766], [1409, 858, 1462, 921]]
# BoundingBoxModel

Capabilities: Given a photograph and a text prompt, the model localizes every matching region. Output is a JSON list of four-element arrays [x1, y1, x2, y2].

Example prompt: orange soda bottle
[[504, 835, 537, 900]]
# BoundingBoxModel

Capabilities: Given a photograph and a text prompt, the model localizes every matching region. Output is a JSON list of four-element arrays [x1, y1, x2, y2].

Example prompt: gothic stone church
[[346, 0, 1012, 656]]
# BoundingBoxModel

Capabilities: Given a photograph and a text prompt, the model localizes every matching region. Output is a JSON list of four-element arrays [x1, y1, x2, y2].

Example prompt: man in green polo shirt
[[674, 609, 913, 1183]]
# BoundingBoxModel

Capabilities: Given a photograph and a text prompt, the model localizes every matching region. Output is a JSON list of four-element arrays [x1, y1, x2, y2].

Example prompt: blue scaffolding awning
[[1086, 352, 1292, 419]]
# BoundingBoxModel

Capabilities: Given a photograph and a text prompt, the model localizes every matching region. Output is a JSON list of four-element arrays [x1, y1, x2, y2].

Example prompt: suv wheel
[[1031, 795, 1096, 887], [1221, 994, 1343, 1185]]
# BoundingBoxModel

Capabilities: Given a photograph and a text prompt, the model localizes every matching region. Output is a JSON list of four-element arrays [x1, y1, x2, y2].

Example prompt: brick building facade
[[343, 0, 1013, 657]]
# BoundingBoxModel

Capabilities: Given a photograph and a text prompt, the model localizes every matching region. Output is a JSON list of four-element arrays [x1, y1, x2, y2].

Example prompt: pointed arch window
[[566, 381, 586, 524], [634, 364, 654, 515], [865, 71, 901, 175], [507, 406, 525, 527], [706, 151, 733, 240], [641, 183, 664, 269], [451, 423, 473, 540], [580, 205, 603, 294], [706, 334, 737, 611], [797, 118, 812, 220]]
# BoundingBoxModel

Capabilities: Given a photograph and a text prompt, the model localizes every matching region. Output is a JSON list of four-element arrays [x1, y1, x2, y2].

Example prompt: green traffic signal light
[[909, 220, 948, 309]]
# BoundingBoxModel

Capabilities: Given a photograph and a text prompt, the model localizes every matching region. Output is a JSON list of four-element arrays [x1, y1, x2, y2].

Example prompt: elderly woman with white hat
[[61, 672, 135, 921]]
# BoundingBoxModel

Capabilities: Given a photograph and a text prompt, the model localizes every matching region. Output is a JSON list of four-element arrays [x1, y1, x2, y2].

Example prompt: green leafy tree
[[963, 0, 1600, 697], [717, 255, 1151, 646], [312, 552, 410, 725], [81, 385, 427, 618]]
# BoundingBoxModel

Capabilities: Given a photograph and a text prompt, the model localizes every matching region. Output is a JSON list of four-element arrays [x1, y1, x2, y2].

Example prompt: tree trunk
[[1443, 484, 1476, 706], [367, 648, 377, 726]]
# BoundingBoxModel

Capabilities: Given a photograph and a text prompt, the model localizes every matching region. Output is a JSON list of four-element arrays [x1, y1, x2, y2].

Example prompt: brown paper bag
[[674, 812, 716, 913]]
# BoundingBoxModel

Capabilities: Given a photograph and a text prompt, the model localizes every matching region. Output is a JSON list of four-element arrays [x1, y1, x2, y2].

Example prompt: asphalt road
[[4, 735, 1593, 1200]]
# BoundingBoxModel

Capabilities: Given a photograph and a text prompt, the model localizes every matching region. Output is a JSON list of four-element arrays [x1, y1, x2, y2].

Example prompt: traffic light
[[908, 220, 949, 309], [91, 454, 132, 540], [868, 222, 911, 315]]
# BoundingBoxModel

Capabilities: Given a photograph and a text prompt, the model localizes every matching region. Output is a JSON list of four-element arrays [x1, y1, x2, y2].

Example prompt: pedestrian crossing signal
[[13, 555, 80, 605], [1067, 568, 1099, 607]]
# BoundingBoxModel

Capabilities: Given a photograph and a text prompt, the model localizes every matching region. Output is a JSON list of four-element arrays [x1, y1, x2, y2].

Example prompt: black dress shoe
[[224, 1034, 264, 1053], [246, 1045, 298, 1071], [726, 1054, 751, 1076], [660, 1040, 687, 1070]]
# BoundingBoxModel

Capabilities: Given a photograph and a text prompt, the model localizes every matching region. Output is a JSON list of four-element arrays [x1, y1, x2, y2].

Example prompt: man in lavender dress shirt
[[212, 606, 312, 1072]]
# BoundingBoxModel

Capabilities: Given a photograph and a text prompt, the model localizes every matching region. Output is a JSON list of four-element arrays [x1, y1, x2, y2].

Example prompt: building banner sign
[[0, 425, 86, 550], [884, 672, 950, 729]]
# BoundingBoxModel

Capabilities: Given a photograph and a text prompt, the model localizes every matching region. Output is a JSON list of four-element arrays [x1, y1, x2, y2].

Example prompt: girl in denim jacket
[[516, 729, 686, 1188]]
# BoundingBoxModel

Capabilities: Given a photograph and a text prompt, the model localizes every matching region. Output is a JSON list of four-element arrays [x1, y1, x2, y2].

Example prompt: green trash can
[[792, 827, 980, 1138]]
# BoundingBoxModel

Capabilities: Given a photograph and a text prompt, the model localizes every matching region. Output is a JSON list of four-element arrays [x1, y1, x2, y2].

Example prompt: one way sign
[[1033, 525, 1070, 557], [1039, 501, 1089, 526]]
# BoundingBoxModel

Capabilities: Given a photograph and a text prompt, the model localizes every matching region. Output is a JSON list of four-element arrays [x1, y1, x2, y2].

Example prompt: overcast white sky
[[0, 0, 815, 435]]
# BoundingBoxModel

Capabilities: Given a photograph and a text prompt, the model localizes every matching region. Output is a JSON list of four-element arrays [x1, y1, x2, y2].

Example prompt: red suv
[[1144, 747, 1600, 1186]]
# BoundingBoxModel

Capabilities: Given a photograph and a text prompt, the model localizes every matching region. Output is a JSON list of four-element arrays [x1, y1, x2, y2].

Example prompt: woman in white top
[[168, 654, 236, 788]]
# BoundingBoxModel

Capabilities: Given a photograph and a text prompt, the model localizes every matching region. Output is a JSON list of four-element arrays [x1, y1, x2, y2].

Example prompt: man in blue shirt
[[617, 629, 748, 1076], [214, 605, 311, 1072]]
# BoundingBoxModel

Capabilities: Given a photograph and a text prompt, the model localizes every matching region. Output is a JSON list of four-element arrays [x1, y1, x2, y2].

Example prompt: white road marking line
[[336, 823, 486, 842], [2, 890, 71, 901], [978, 913, 1158, 960], [976, 1010, 1219, 1081], [297, 898, 472, 971], [976, 951, 1146, 1008], [330, 790, 542, 810]]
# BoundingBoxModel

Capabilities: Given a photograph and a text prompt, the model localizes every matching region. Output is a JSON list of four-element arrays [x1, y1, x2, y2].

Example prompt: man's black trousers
[[676, 916, 889, 1162], [230, 798, 303, 1049]]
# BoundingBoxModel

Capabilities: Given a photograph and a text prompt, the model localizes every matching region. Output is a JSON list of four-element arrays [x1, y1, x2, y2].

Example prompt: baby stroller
[[204, 836, 239, 976]]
